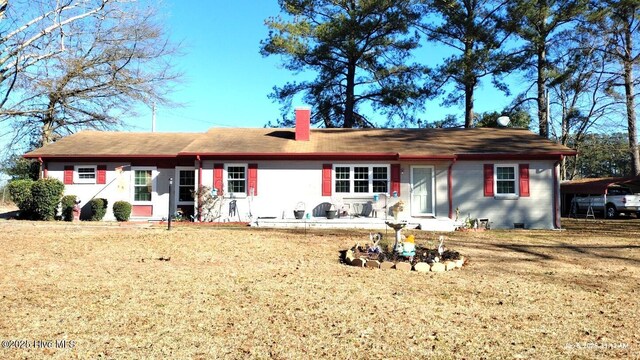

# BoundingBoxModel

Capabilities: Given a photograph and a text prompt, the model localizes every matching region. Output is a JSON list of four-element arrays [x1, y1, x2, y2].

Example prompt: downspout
[[553, 156, 562, 229], [197, 155, 202, 222], [448, 157, 457, 219]]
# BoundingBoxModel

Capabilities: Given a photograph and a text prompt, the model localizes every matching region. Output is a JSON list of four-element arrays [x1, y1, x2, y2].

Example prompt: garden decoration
[[385, 220, 408, 255], [294, 202, 305, 219], [389, 200, 405, 220], [72, 200, 81, 222], [345, 234, 466, 273], [368, 232, 383, 254], [401, 234, 416, 259]]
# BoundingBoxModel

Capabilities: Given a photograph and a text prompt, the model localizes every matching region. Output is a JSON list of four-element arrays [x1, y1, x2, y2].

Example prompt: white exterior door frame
[[174, 167, 197, 210], [410, 165, 435, 217]]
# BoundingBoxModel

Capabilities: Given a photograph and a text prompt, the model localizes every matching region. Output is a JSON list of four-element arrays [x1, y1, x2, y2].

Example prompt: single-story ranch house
[[24, 108, 576, 230]]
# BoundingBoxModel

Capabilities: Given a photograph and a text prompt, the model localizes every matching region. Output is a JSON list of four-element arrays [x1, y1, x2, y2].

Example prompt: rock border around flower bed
[[344, 250, 466, 272]]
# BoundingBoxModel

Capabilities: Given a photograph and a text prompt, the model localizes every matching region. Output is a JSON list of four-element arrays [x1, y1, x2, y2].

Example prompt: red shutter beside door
[[390, 164, 401, 196], [213, 163, 224, 195], [483, 164, 494, 197], [64, 166, 74, 184], [247, 164, 258, 196], [97, 165, 107, 184], [322, 164, 332, 196], [519, 164, 530, 197]]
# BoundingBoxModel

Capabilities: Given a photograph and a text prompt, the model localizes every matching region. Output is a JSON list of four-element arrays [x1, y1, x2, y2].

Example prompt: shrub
[[7, 179, 35, 219], [60, 195, 78, 222], [89, 198, 108, 221], [30, 178, 65, 221], [113, 201, 132, 222]]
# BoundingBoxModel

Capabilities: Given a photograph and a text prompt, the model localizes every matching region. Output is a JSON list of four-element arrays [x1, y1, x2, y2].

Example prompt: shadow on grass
[[458, 239, 640, 264]]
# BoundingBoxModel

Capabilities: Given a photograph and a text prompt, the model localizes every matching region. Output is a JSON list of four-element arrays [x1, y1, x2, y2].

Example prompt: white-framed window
[[334, 165, 389, 195], [225, 164, 247, 196], [74, 165, 97, 184], [495, 164, 518, 196], [131, 167, 156, 203]]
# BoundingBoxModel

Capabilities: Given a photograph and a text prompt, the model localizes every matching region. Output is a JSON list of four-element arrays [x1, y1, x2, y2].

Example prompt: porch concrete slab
[[250, 216, 456, 232]]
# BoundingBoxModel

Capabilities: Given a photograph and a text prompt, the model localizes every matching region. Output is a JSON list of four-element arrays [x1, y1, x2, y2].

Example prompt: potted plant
[[293, 202, 305, 219], [326, 203, 337, 219]]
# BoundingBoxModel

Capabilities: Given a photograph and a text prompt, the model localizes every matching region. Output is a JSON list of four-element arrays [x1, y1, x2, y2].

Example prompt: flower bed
[[343, 242, 466, 272]]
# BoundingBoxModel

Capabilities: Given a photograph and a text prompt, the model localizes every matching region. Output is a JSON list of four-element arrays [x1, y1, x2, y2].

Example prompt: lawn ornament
[[438, 236, 445, 257], [401, 234, 416, 258], [368, 232, 382, 254], [72, 200, 81, 222]]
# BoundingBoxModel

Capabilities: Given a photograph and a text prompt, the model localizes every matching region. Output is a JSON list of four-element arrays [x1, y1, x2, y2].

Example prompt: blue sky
[[143, 0, 518, 133]]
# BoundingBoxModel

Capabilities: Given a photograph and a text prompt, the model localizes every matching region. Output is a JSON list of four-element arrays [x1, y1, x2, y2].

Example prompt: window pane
[[77, 167, 95, 179], [496, 167, 515, 180], [497, 180, 515, 194], [227, 166, 245, 180], [178, 170, 195, 202], [335, 167, 350, 179], [372, 167, 388, 193], [354, 167, 368, 179], [134, 170, 152, 201], [135, 186, 152, 201], [335, 180, 350, 193], [353, 166, 369, 193], [179, 170, 195, 186], [227, 166, 245, 193], [228, 180, 245, 193], [372, 167, 387, 180], [178, 187, 193, 202], [135, 170, 152, 185], [353, 167, 369, 193], [335, 167, 350, 192]]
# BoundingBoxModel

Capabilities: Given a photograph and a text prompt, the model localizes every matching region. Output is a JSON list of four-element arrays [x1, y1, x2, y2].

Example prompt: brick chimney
[[295, 107, 310, 141]]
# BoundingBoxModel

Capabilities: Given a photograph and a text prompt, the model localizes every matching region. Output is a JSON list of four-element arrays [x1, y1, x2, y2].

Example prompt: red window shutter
[[483, 164, 494, 197], [64, 166, 74, 185], [247, 164, 258, 196], [390, 164, 401, 196], [213, 163, 224, 194], [322, 164, 332, 196], [519, 164, 530, 197], [97, 165, 107, 184]]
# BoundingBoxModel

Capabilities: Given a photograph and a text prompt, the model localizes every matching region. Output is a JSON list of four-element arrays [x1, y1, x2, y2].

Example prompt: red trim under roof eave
[[182, 152, 401, 161], [456, 152, 575, 160], [23, 154, 179, 159]]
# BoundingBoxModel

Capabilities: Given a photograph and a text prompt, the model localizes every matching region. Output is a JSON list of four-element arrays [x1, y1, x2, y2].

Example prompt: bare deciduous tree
[[0, 0, 181, 148]]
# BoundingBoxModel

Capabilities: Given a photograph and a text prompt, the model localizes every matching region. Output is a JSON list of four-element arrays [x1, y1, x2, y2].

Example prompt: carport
[[560, 176, 640, 216]]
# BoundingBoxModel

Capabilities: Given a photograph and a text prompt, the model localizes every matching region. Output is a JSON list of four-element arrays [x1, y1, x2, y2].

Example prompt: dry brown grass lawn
[[0, 219, 638, 359]]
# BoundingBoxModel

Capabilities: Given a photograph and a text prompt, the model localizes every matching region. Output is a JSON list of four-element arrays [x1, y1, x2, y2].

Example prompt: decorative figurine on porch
[[390, 200, 405, 220]]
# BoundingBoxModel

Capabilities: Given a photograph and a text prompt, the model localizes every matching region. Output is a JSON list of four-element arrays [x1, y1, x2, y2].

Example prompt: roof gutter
[[457, 152, 574, 161]]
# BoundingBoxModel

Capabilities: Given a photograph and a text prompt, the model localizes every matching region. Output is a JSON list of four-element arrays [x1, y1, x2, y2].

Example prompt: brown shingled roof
[[25, 127, 576, 159], [181, 127, 574, 156], [25, 131, 201, 158]]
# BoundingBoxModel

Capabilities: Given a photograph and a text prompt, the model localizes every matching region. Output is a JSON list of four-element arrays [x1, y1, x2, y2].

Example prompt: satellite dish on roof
[[497, 116, 510, 127]]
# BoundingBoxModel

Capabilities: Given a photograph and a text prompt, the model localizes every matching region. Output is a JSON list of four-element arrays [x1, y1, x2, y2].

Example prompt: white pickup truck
[[572, 186, 640, 218]]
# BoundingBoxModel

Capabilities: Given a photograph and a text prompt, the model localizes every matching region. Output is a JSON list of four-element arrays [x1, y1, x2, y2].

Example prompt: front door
[[411, 166, 434, 216], [175, 168, 196, 219]]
